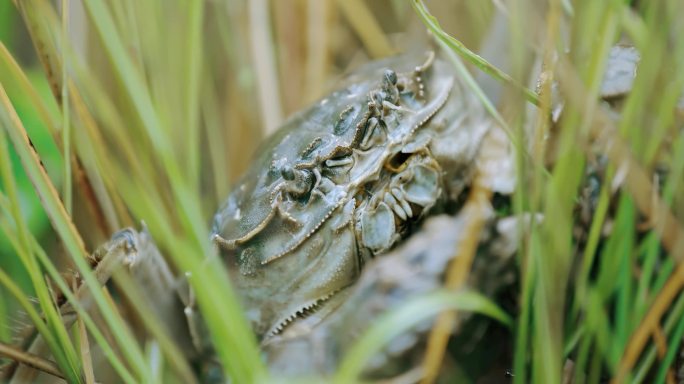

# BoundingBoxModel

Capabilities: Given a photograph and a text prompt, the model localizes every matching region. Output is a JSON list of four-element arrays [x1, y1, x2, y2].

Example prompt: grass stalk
[[61, 0, 72, 214], [335, 290, 512, 383], [0, 80, 149, 381]]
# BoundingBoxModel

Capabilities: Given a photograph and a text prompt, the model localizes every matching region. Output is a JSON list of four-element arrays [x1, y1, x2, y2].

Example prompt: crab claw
[[399, 162, 441, 208], [359, 201, 398, 253]]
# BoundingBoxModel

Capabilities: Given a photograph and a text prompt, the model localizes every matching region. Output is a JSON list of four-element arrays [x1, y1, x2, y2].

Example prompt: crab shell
[[212, 52, 490, 340]]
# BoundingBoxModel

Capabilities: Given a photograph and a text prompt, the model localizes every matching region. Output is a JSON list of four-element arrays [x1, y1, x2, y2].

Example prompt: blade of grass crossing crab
[[78, 1, 265, 379], [107, 164, 267, 382], [0, 227, 73, 382], [111, 270, 199, 384], [408, 3, 546, 382], [0, 120, 82, 382], [79, 0, 210, 256], [0, 83, 150, 381], [25, 228, 137, 384], [0, 269, 62, 373], [76, 315, 96, 384], [335, 290, 512, 383]]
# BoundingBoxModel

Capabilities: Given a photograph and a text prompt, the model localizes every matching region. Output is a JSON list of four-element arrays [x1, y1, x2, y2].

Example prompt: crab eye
[[384, 69, 397, 85], [281, 165, 295, 180]]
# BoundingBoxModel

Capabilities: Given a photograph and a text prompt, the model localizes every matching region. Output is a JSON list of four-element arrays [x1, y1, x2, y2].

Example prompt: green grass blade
[[0, 41, 59, 142], [335, 290, 512, 383], [653, 309, 684, 384], [183, 0, 203, 191], [0, 116, 81, 382], [76, 0, 266, 379], [0, 197, 138, 383], [0, 82, 150, 381], [411, 0, 540, 107]]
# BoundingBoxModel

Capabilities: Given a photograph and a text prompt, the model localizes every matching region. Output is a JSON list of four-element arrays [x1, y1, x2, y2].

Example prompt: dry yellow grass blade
[[651, 326, 676, 384], [304, 0, 332, 103], [76, 296, 96, 384], [336, 0, 395, 59], [249, 0, 284, 135], [0, 83, 88, 257], [14, 0, 64, 104], [0, 342, 66, 380], [614, 263, 684, 383], [1, 42, 115, 239], [420, 123, 515, 383], [420, 184, 492, 384]]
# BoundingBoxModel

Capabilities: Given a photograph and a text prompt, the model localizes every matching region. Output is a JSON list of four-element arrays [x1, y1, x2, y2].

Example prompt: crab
[[3, 50, 493, 383], [208, 50, 491, 343]]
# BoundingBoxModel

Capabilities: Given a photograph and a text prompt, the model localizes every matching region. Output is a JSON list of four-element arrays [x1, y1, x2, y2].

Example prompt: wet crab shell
[[210, 77, 378, 338], [212, 52, 490, 340]]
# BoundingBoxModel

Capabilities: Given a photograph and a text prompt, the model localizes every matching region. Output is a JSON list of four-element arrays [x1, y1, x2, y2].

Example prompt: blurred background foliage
[[0, 0, 683, 383]]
